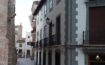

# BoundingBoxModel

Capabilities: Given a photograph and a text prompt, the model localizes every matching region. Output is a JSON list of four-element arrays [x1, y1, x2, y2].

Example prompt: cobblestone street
[[17, 58, 34, 65]]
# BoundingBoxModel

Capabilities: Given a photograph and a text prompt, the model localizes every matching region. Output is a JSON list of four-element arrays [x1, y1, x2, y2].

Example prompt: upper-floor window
[[28, 36, 30, 38], [44, 3, 47, 16], [56, 0, 61, 5], [40, 29, 42, 40], [44, 26, 47, 38], [19, 44, 22, 47], [49, 0, 53, 10], [37, 31, 39, 41]]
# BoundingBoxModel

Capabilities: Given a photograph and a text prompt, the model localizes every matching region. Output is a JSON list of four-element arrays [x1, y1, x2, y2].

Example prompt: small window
[[19, 49, 22, 53], [28, 36, 30, 38], [49, 0, 53, 10], [44, 26, 47, 38], [56, 0, 61, 4], [48, 50, 52, 65], [27, 42, 30, 45], [40, 29, 42, 40], [56, 15, 61, 44], [55, 50, 60, 65], [19, 44, 22, 47], [44, 3, 47, 16]]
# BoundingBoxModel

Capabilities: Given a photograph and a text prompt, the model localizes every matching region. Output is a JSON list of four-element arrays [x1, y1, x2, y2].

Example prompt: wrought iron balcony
[[82, 31, 105, 53], [35, 42, 38, 48], [48, 35, 56, 46], [38, 40, 42, 48], [44, 38, 48, 47]]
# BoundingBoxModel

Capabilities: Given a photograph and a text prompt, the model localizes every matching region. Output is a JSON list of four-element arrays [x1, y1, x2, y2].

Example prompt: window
[[55, 50, 60, 65], [43, 51, 46, 65], [19, 49, 22, 53], [40, 29, 42, 40], [28, 36, 30, 38], [39, 52, 41, 65], [37, 31, 39, 41], [19, 44, 22, 47], [27, 42, 30, 45], [56, 15, 61, 45], [44, 3, 47, 16], [49, 0, 53, 10], [44, 26, 47, 38], [27, 50, 30, 56], [56, 0, 61, 4], [89, 7, 105, 44], [48, 50, 52, 65], [36, 52, 38, 65]]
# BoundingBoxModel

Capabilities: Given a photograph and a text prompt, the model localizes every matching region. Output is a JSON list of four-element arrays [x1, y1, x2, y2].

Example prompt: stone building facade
[[32, 0, 66, 65], [32, 0, 105, 65], [30, 0, 40, 60], [15, 24, 26, 58], [0, 0, 17, 65]]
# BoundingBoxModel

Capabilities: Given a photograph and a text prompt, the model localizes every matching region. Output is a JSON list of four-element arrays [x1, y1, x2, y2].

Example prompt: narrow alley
[[0, 0, 105, 65], [17, 58, 34, 65]]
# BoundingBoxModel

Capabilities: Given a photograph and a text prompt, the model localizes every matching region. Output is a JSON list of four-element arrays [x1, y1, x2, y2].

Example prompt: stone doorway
[[27, 50, 30, 58]]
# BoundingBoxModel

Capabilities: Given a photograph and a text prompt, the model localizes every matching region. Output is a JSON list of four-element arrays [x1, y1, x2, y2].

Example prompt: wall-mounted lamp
[[46, 17, 54, 26], [96, 54, 100, 60]]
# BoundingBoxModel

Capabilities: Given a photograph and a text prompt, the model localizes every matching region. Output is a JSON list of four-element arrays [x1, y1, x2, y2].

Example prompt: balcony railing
[[82, 31, 105, 53], [48, 35, 56, 46], [44, 38, 48, 47], [39, 40, 42, 48], [35, 42, 38, 48]]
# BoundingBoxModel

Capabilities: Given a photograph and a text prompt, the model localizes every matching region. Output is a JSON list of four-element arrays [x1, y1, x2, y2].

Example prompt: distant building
[[17, 38, 25, 57], [15, 24, 22, 49], [15, 24, 25, 58], [25, 32, 33, 58]]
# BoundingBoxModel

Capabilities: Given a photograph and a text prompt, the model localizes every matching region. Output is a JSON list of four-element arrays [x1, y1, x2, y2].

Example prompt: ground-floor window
[[43, 51, 46, 65], [55, 49, 60, 65], [19, 49, 22, 53], [48, 50, 52, 65], [39, 52, 41, 65], [27, 50, 30, 57]]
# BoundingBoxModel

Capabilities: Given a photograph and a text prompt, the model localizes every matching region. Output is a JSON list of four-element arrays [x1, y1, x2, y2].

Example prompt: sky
[[15, 0, 33, 37]]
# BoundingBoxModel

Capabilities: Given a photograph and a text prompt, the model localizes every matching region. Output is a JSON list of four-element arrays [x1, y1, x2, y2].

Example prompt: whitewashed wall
[[25, 32, 32, 58]]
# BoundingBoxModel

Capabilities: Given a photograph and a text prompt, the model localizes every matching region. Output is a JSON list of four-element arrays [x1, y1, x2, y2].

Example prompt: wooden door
[[89, 7, 105, 44]]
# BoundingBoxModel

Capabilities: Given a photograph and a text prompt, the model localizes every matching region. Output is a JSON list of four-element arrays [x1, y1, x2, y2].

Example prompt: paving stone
[[17, 58, 34, 65]]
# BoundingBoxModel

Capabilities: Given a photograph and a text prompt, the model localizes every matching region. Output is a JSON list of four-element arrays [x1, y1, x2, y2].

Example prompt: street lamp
[[46, 17, 50, 24], [96, 54, 100, 61], [46, 17, 54, 26]]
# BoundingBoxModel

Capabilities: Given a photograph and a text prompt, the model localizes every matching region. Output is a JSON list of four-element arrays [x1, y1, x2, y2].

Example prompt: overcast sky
[[15, 0, 33, 37]]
